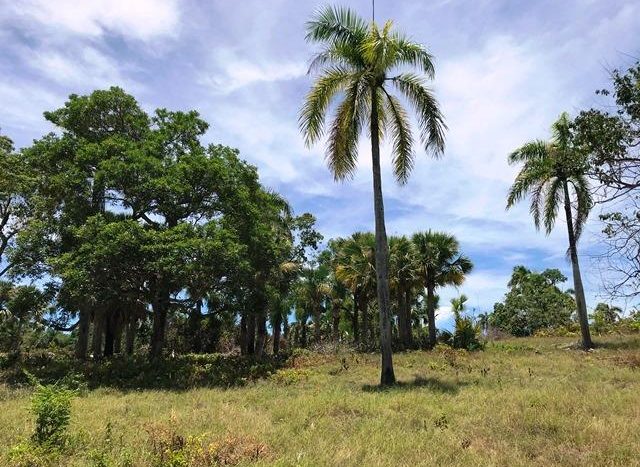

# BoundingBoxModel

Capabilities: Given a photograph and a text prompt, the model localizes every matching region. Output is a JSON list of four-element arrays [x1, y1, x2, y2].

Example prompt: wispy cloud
[[4, 0, 181, 41]]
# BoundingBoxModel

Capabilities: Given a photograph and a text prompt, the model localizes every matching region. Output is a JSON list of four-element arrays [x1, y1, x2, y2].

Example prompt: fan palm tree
[[300, 6, 446, 385], [333, 232, 377, 345], [389, 235, 419, 348], [507, 113, 593, 349], [412, 231, 473, 348]]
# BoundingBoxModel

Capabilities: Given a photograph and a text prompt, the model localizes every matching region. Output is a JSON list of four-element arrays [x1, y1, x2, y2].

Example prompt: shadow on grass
[[361, 375, 467, 394]]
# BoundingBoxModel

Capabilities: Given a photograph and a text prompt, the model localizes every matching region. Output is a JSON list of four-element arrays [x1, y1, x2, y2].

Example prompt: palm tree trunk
[[332, 301, 340, 340], [273, 311, 282, 355], [563, 181, 593, 349], [351, 291, 359, 343], [370, 88, 396, 386], [314, 304, 322, 343], [404, 289, 414, 348], [426, 284, 437, 349]]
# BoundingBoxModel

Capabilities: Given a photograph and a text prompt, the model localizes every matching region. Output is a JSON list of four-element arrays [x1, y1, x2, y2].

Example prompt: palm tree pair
[[300, 6, 446, 385], [507, 113, 593, 349]]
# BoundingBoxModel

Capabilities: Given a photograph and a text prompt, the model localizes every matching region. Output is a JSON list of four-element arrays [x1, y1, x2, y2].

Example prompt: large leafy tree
[[573, 61, 640, 299], [0, 133, 34, 278], [490, 266, 575, 336], [300, 6, 446, 385], [412, 230, 473, 348], [507, 113, 593, 349]]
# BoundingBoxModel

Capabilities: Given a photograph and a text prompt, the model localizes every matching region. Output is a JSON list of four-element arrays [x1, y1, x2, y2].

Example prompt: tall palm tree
[[507, 113, 593, 349], [412, 231, 473, 348], [300, 6, 446, 385]]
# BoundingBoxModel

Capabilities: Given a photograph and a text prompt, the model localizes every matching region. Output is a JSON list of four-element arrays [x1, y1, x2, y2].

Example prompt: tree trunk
[[104, 311, 116, 358], [125, 314, 136, 356], [113, 312, 123, 355], [91, 310, 105, 360], [370, 88, 396, 386], [301, 320, 307, 348], [397, 288, 410, 349], [150, 290, 170, 360], [255, 313, 267, 358], [246, 313, 256, 355], [563, 181, 593, 349], [240, 313, 248, 355], [332, 301, 340, 340], [273, 312, 282, 355], [360, 296, 369, 346], [351, 292, 359, 343], [313, 304, 322, 343], [404, 289, 414, 348], [187, 299, 203, 353], [426, 284, 437, 349], [75, 307, 90, 360]]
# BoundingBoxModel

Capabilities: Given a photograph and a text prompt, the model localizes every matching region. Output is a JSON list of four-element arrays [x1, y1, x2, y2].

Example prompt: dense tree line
[[0, 88, 322, 360]]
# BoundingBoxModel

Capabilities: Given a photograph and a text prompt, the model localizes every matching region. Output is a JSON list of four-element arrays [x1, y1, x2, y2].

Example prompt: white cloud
[[5, 0, 180, 41], [25, 47, 138, 91], [199, 51, 306, 95]]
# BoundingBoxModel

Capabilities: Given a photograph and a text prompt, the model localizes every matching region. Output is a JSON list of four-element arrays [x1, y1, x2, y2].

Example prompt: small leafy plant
[[27, 372, 76, 447]]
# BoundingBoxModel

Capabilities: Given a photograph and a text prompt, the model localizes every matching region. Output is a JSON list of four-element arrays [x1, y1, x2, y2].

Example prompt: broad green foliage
[[29, 379, 75, 447], [573, 61, 640, 299], [2, 87, 319, 361], [490, 266, 575, 336]]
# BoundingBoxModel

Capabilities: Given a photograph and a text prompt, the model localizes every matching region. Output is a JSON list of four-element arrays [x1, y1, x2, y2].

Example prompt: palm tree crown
[[506, 113, 592, 241], [299, 5, 446, 182]]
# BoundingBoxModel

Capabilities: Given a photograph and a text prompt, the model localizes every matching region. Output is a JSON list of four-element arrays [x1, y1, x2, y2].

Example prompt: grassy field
[[1, 336, 639, 466]]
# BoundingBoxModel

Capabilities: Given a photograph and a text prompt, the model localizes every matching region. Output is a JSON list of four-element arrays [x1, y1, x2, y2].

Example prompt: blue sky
[[1, 0, 638, 326]]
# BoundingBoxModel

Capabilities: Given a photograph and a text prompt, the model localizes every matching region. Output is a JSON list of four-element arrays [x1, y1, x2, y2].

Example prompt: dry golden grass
[[1, 335, 639, 466]]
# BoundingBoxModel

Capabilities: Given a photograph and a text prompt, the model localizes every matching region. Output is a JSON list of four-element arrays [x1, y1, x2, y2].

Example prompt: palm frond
[[299, 66, 352, 146], [383, 89, 414, 184], [508, 140, 548, 164], [393, 73, 446, 156], [570, 174, 592, 241], [542, 177, 563, 235], [305, 5, 367, 46], [325, 75, 368, 180]]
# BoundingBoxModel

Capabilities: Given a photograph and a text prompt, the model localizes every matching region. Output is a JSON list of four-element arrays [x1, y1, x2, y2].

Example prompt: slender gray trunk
[[273, 312, 282, 355], [563, 181, 593, 349], [370, 87, 396, 385], [351, 291, 359, 343], [397, 288, 412, 349], [426, 284, 437, 348], [404, 289, 413, 348], [332, 301, 340, 340]]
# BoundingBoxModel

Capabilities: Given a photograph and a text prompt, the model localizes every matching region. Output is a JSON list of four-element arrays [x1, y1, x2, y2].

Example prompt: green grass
[[1, 336, 639, 466]]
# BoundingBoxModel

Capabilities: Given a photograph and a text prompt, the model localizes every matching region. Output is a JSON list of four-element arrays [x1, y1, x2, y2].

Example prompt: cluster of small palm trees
[[291, 230, 473, 352]]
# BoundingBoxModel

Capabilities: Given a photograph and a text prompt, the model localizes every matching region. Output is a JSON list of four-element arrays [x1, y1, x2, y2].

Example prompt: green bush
[[30, 379, 76, 447], [453, 317, 483, 351]]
